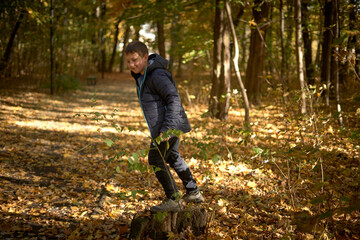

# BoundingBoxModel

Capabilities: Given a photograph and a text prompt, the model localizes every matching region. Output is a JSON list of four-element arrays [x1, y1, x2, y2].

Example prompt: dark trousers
[[148, 137, 198, 199]]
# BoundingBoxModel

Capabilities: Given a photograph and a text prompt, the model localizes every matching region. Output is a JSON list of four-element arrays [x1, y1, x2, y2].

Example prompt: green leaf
[[128, 156, 134, 165], [319, 211, 333, 220], [154, 167, 162, 173], [171, 192, 182, 201], [332, 37, 343, 45], [154, 212, 168, 222], [340, 195, 350, 202], [310, 195, 326, 205], [131, 190, 137, 199], [116, 166, 121, 173], [137, 190, 148, 196], [104, 139, 113, 147], [105, 157, 115, 164], [212, 154, 221, 164], [116, 192, 126, 200], [140, 149, 148, 157], [311, 163, 319, 172], [132, 153, 139, 161], [174, 130, 183, 137], [252, 147, 263, 154], [345, 203, 360, 213], [312, 181, 325, 190], [117, 151, 125, 157]]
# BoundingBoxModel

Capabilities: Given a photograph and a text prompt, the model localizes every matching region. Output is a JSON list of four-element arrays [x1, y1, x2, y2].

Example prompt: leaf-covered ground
[[0, 73, 359, 239]]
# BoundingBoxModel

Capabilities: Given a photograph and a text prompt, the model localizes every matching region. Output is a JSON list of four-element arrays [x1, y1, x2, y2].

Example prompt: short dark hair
[[124, 41, 148, 57]]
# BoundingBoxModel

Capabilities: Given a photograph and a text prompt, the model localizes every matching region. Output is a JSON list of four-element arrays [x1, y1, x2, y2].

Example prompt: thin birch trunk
[[333, 0, 343, 126], [295, 0, 307, 114], [280, 0, 288, 104], [224, 0, 250, 124]]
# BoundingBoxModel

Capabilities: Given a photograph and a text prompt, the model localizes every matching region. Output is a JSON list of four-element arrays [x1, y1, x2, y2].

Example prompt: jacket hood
[[147, 54, 168, 73]]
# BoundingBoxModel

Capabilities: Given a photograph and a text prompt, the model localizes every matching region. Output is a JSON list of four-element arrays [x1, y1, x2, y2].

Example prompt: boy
[[124, 41, 204, 212]]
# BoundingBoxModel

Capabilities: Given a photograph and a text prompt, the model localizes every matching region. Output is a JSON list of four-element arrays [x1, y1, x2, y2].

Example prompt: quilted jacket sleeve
[[151, 69, 182, 133]]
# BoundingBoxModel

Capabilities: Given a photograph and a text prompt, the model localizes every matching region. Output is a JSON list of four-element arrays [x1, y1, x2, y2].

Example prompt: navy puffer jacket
[[131, 54, 191, 139]]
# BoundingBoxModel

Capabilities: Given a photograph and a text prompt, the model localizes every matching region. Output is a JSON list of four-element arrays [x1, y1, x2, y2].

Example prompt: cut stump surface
[[129, 206, 208, 240]]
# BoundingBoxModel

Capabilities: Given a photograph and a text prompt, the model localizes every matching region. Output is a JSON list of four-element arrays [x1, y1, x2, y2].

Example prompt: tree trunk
[[279, 0, 288, 103], [157, 21, 166, 57], [176, 55, 183, 78], [108, 18, 121, 73], [321, 0, 335, 106], [351, 0, 360, 77], [133, 25, 140, 41], [120, 25, 130, 73], [355, 41, 360, 79], [50, 1, 54, 95], [225, 0, 250, 125], [285, 0, 293, 86], [347, 0, 360, 80], [100, 0, 106, 79], [217, 13, 231, 120], [61, 6, 69, 76], [245, 0, 270, 106], [295, 0, 307, 114], [169, 16, 180, 74], [129, 207, 207, 240], [266, 5, 274, 78], [314, 11, 322, 79], [91, 5, 99, 73], [0, 10, 25, 75], [229, 6, 244, 62], [209, 0, 231, 120], [156, 0, 166, 58], [301, 0, 314, 85], [209, 0, 223, 117], [332, 0, 343, 126], [240, 25, 248, 73]]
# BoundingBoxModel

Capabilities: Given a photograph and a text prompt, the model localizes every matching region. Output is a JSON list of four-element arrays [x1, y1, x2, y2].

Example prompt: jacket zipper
[[137, 67, 152, 138]]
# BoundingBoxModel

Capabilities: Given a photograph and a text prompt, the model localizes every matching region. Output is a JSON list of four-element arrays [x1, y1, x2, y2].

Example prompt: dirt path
[[0, 73, 151, 239]]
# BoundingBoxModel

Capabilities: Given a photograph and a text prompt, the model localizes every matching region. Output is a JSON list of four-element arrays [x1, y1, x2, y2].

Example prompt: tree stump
[[129, 206, 208, 240]]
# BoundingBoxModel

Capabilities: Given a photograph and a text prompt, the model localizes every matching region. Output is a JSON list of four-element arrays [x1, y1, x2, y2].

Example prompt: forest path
[[0, 73, 150, 239]]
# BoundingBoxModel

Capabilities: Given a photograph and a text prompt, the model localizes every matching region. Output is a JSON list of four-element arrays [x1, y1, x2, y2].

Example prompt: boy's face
[[125, 52, 148, 75]]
